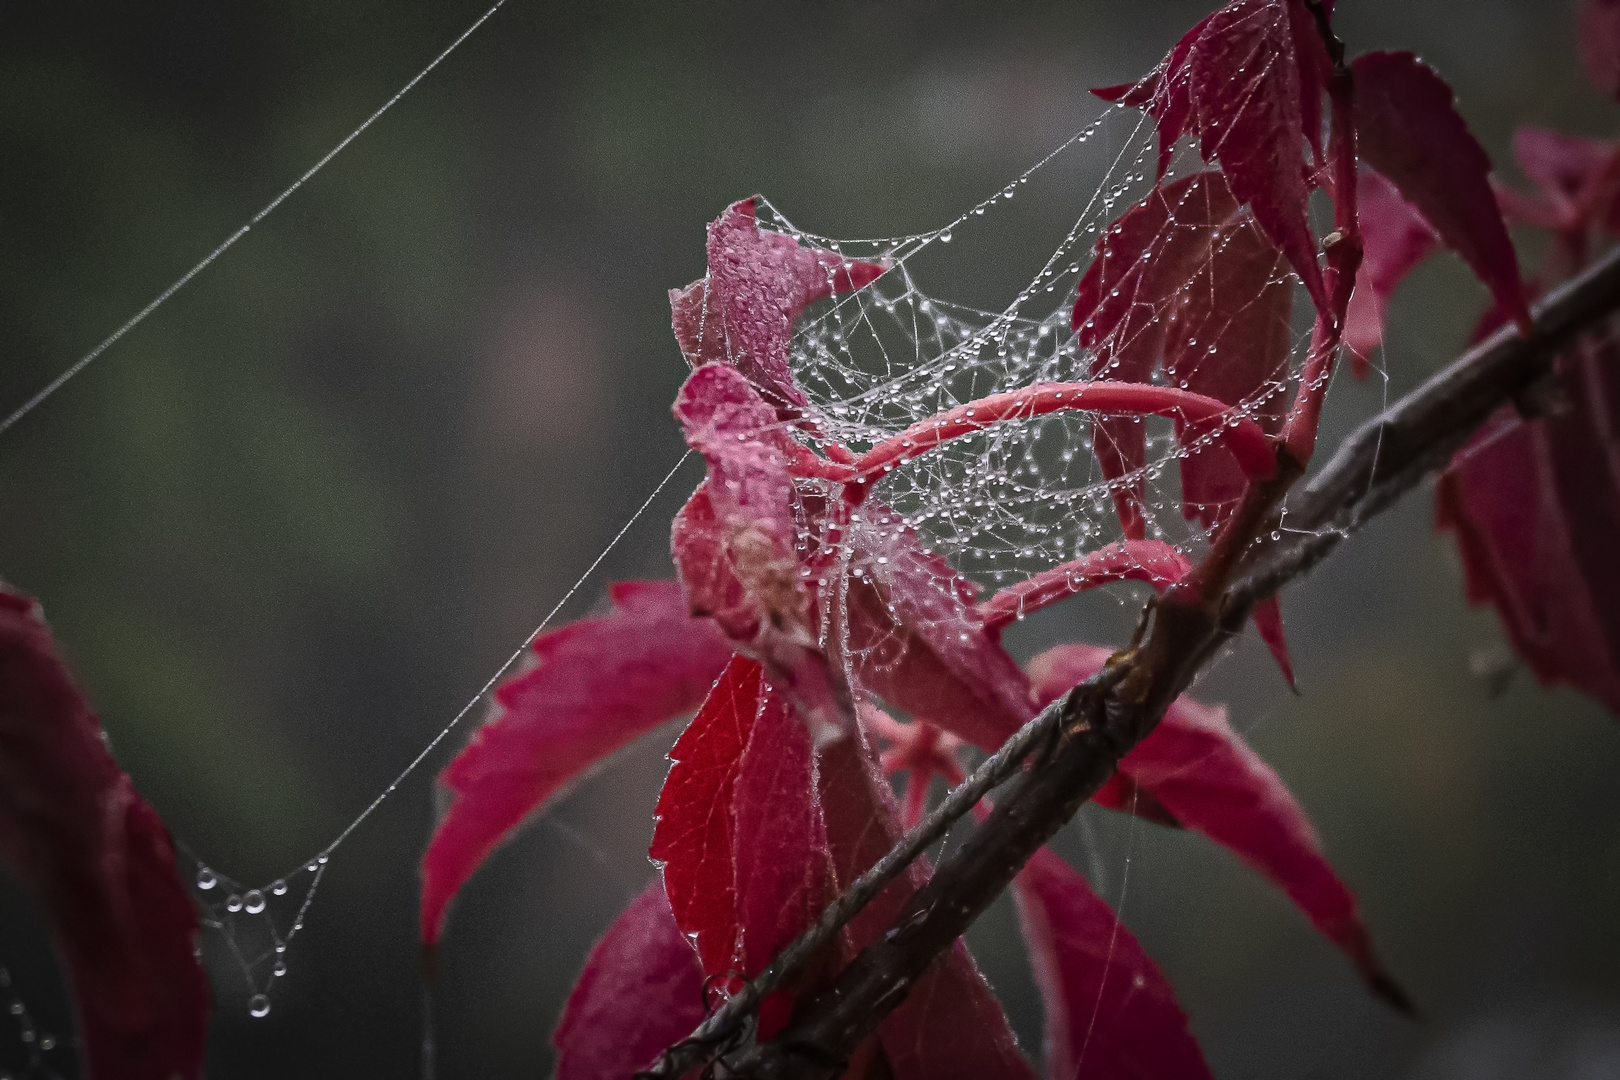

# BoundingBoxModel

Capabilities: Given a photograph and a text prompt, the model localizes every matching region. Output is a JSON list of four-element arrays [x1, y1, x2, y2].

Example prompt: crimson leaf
[[1029, 643, 1409, 1012], [420, 581, 733, 947], [1437, 337, 1620, 719], [1351, 50, 1530, 336], [1014, 846, 1213, 1080], [0, 586, 209, 1080], [552, 881, 708, 1080], [1096, 0, 1334, 316], [817, 734, 1037, 1080]]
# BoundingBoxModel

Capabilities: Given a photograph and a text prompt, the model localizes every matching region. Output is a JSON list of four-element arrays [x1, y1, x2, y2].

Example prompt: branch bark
[[647, 243, 1620, 1080]]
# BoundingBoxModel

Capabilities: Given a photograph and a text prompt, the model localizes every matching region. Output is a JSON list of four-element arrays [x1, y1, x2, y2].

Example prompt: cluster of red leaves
[[1351, 0, 1620, 717]]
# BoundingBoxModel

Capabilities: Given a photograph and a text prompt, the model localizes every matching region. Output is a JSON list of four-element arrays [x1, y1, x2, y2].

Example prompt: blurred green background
[[3, 1, 1620, 1077]]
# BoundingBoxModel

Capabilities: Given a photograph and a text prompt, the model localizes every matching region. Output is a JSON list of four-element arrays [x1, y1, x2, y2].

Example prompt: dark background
[[2, 1, 1619, 1077]]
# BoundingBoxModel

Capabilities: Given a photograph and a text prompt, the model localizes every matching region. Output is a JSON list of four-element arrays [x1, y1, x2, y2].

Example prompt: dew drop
[[196, 868, 217, 891], [226, 894, 243, 913], [248, 995, 271, 1019], [273, 960, 288, 978], [271, 879, 288, 896], [39, 1035, 55, 1051], [939, 229, 953, 243], [243, 890, 265, 915]]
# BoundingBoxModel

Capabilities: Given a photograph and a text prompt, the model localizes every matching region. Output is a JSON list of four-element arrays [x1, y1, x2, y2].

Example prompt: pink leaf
[[420, 581, 734, 947], [1581, 0, 1620, 99], [1100, 0, 1334, 315], [673, 364, 848, 738], [669, 197, 885, 416], [1513, 127, 1617, 223], [1437, 336, 1620, 718], [818, 734, 1038, 1080], [1343, 168, 1440, 373], [1351, 51, 1529, 336], [0, 586, 209, 1080], [649, 655, 761, 977], [553, 882, 708, 1080], [1028, 643, 1409, 1011], [1014, 847, 1213, 1080]]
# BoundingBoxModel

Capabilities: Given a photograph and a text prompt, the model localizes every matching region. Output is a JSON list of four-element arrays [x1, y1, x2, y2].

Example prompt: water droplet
[[248, 995, 271, 1019], [273, 960, 288, 978], [271, 879, 287, 896], [196, 868, 217, 891], [225, 894, 243, 913], [939, 229, 953, 243], [39, 1035, 55, 1051], [243, 890, 265, 914]]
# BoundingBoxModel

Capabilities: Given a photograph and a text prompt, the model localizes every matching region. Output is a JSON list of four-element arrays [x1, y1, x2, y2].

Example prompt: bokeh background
[[3, 1, 1620, 1077]]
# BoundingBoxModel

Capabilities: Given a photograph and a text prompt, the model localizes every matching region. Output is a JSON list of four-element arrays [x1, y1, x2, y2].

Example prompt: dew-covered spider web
[[2, 6, 1370, 1034]]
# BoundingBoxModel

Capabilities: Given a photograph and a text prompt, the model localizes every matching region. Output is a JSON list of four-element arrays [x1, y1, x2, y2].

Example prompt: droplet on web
[[243, 890, 265, 914], [271, 879, 288, 896], [225, 894, 243, 913], [196, 867, 217, 890], [248, 994, 271, 1019]]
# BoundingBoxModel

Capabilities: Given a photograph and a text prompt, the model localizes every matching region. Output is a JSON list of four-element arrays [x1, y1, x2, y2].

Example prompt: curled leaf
[[420, 581, 734, 947], [552, 881, 708, 1080], [669, 197, 885, 417], [0, 586, 210, 1080]]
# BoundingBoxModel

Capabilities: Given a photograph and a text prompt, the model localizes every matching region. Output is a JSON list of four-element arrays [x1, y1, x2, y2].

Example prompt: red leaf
[[1100, 0, 1333, 315], [730, 687, 829, 981], [1343, 168, 1440, 373], [669, 197, 885, 416], [1351, 51, 1529, 336], [1073, 171, 1291, 535], [553, 881, 708, 1080], [1250, 594, 1299, 691], [0, 586, 209, 1080], [1028, 643, 1409, 1011], [1437, 337, 1620, 718], [420, 581, 734, 947], [837, 515, 1035, 753], [1013, 847, 1213, 1080], [1581, 0, 1620, 99], [818, 735, 1038, 1080], [651, 658, 831, 1036], [649, 655, 762, 977]]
